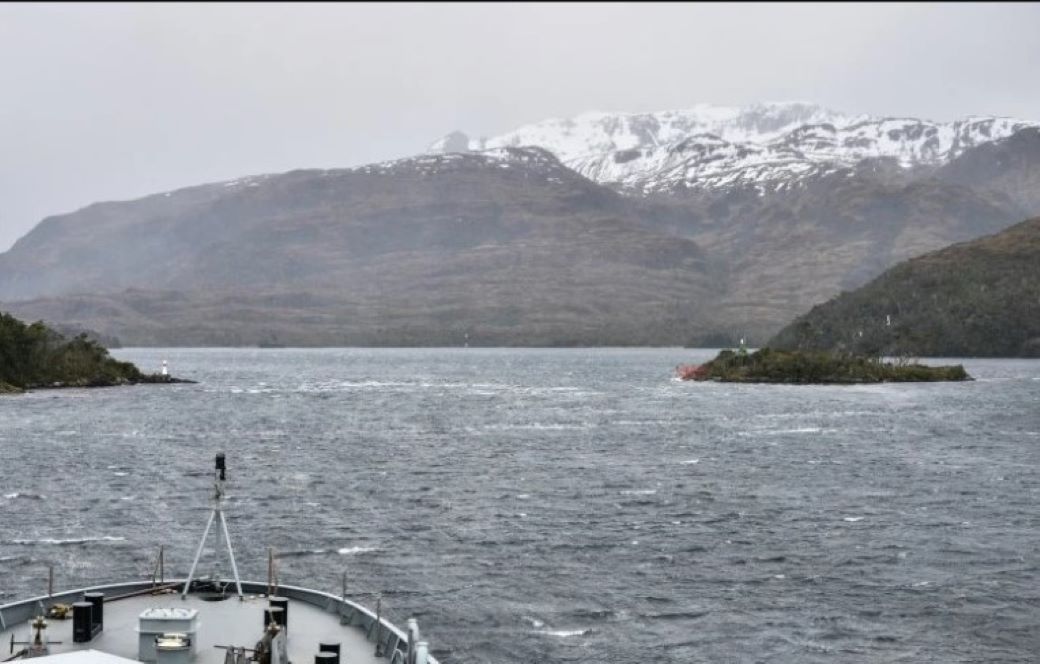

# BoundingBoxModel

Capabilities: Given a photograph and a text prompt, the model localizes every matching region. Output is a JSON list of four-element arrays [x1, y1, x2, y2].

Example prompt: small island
[[0, 312, 194, 394], [676, 347, 972, 384]]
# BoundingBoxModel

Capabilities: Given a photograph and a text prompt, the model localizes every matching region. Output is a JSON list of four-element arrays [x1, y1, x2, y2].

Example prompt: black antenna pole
[[183, 453, 243, 600]]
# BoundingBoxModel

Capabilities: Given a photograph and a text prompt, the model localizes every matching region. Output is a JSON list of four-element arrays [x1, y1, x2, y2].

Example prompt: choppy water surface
[[1, 349, 1039, 663]]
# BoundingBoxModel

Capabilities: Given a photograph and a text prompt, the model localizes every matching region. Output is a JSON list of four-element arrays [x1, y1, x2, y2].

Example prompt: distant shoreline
[[105, 346, 1040, 360]]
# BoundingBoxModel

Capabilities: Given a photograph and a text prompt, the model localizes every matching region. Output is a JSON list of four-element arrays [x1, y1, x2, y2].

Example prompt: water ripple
[[0, 349, 1038, 664]]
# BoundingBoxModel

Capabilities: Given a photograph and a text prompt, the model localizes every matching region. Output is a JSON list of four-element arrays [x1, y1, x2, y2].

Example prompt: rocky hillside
[[663, 169, 1020, 342], [1, 148, 616, 299], [935, 127, 1040, 213], [0, 149, 721, 346], [768, 217, 1040, 357]]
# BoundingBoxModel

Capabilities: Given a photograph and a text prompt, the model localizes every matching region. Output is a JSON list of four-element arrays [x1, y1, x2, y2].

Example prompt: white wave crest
[[535, 628, 591, 638], [11, 536, 126, 545], [337, 546, 377, 555]]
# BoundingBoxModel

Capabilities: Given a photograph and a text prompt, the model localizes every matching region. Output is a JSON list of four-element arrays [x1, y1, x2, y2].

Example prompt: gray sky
[[2, 2, 1039, 251]]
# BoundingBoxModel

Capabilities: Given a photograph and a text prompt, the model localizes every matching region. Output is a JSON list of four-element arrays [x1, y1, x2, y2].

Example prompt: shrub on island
[[676, 347, 971, 384]]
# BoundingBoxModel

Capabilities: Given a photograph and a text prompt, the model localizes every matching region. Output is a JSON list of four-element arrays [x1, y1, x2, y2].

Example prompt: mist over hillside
[[2, 106, 1038, 347]]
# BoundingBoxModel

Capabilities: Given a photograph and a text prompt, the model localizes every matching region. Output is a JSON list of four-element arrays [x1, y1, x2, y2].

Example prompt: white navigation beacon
[[161, 361, 168, 376]]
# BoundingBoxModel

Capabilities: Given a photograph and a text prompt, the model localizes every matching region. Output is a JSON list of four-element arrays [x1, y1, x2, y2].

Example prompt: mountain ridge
[[0, 148, 723, 346], [430, 102, 1037, 195], [2, 105, 1039, 347]]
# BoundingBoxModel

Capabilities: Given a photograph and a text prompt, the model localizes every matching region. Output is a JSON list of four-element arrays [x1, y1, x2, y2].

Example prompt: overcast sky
[[2, 2, 1039, 251]]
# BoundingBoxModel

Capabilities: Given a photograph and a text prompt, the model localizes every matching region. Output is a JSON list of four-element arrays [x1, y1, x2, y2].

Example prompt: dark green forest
[[0, 312, 143, 392]]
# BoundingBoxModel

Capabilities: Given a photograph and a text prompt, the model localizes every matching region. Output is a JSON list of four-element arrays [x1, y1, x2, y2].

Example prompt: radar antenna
[[183, 453, 244, 599]]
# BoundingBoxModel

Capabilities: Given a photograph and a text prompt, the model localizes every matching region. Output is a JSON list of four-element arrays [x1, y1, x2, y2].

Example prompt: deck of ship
[[0, 580, 430, 664]]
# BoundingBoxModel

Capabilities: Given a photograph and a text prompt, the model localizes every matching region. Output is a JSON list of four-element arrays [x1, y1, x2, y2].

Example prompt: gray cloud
[[2, 2, 1039, 250]]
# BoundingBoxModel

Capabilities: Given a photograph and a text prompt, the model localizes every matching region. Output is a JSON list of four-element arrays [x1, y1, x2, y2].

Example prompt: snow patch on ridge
[[352, 145, 575, 182]]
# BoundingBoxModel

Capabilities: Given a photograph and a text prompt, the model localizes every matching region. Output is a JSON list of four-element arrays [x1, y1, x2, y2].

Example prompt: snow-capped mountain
[[429, 103, 1038, 194]]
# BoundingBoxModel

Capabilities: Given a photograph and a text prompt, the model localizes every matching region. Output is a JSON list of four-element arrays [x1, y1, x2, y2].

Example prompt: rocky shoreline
[[2, 374, 197, 394]]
